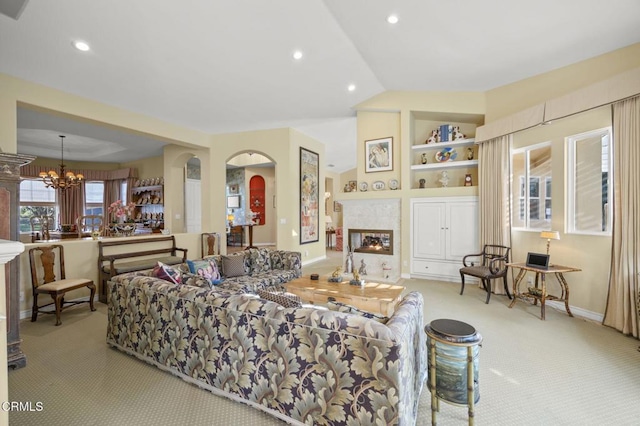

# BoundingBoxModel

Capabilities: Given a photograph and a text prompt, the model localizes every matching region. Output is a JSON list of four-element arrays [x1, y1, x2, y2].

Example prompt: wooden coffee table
[[285, 276, 405, 316]]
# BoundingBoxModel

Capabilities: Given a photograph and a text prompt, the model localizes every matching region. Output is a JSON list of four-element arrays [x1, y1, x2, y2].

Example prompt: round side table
[[424, 318, 482, 426]]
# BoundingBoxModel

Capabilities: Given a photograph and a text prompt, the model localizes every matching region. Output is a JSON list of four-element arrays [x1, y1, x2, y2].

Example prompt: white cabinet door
[[413, 202, 446, 260], [446, 201, 479, 260]]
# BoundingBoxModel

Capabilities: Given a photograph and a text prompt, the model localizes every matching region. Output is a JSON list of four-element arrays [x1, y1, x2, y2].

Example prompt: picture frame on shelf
[[334, 201, 342, 212], [300, 147, 320, 245], [348, 180, 357, 192], [365, 137, 393, 173]]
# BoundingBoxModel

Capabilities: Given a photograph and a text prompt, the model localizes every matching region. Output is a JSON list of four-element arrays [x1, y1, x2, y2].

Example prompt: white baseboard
[[546, 300, 603, 323], [20, 295, 99, 320]]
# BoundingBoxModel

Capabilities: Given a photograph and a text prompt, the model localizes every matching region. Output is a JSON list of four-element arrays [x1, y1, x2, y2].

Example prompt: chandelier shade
[[39, 135, 84, 191]]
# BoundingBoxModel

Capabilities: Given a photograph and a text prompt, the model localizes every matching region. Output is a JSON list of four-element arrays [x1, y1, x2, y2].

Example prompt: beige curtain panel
[[603, 95, 640, 338], [478, 135, 512, 294]]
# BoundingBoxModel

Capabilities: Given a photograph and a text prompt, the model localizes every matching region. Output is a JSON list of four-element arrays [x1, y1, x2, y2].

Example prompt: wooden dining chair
[[201, 232, 221, 257], [77, 215, 104, 238], [29, 245, 96, 326]]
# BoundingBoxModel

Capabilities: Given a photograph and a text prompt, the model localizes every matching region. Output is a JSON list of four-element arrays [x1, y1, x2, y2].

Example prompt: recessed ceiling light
[[387, 15, 399, 24], [347, 84, 356, 92], [293, 50, 303, 60], [73, 40, 90, 52]]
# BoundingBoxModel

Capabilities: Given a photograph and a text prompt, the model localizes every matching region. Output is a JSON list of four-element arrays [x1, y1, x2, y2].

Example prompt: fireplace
[[348, 228, 393, 255]]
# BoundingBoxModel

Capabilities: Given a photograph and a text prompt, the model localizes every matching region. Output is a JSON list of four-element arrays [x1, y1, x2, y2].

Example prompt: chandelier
[[39, 135, 84, 191]]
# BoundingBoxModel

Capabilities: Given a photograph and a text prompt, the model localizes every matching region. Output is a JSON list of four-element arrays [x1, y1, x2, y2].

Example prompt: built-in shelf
[[411, 159, 479, 171], [411, 138, 476, 151]]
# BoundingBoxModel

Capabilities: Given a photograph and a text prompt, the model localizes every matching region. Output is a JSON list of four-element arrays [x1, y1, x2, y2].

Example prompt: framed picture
[[227, 195, 240, 209], [334, 201, 342, 212], [349, 180, 357, 192], [365, 137, 393, 173], [300, 147, 319, 244], [228, 184, 239, 195]]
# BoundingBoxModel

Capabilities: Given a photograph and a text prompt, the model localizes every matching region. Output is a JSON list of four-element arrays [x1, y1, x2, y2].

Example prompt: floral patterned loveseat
[[106, 272, 427, 425]]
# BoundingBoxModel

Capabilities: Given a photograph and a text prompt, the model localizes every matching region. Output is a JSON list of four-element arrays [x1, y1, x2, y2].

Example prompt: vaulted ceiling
[[2, 0, 639, 172]]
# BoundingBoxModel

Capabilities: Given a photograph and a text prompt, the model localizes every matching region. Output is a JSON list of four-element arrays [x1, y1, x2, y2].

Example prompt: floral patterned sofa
[[106, 270, 427, 425]]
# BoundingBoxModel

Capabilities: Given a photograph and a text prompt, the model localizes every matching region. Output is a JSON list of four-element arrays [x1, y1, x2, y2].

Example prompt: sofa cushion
[[151, 261, 182, 285], [222, 255, 246, 277], [257, 289, 302, 308], [187, 259, 223, 285], [327, 300, 389, 324]]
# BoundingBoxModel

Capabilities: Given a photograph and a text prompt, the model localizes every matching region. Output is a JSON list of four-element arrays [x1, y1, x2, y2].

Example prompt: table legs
[[509, 270, 572, 320]]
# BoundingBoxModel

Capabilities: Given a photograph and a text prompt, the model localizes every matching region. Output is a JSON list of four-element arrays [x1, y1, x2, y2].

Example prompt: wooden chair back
[[77, 215, 104, 238], [29, 245, 66, 288], [201, 232, 221, 257]]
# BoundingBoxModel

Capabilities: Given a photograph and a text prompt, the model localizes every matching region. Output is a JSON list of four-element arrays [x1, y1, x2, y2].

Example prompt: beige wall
[[485, 43, 640, 121], [122, 156, 164, 179], [511, 106, 612, 315]]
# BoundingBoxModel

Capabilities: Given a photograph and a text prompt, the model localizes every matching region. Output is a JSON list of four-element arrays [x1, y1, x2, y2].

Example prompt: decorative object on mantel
[[464, 174, 473, 186], [372, 181, 385, 191], [389, 179, 399, 190], [421, 153, 428, 164], [419, 178, 426, 189], [439, 171, 449, 188], [39, 135, 84, 191], [359, 182, 368, 192], [467, 147, 474, 160], [350, 268, 364, 286]]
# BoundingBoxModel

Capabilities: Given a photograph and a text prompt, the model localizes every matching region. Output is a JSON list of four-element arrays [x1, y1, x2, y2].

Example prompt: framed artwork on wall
[[365, 137, 393, 173], [334, 201, 342, 212], [300, 147, 319, 244], [227, 195, 241, 209], [228, 184, 239, 195]]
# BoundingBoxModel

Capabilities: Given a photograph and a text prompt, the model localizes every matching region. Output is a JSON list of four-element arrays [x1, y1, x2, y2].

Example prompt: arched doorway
[[226, 152, 276, 249]]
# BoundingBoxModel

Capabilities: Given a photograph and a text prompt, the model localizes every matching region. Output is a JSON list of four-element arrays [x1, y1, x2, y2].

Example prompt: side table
[[507, 262, 581, 320], [425, 319, 482, 426]]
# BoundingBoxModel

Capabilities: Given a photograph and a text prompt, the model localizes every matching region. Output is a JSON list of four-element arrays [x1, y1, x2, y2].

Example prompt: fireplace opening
[[348, 229, 393, 255]]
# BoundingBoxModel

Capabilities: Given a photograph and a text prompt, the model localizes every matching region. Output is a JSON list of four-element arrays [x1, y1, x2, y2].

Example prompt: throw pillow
[[187, 259, 223, 285], [257, 289, 302, 308], [327, 300, 389, 324], [222, 255, 246, 278], [151, 261, 182, 285]]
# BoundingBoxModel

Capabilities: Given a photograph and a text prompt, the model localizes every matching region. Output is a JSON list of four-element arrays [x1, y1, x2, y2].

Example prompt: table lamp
[[325, 215, 333, 230], [540, 230, 560, 254]]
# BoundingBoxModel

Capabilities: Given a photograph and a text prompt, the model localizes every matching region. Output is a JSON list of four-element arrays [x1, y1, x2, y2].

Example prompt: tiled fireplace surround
[[339, 198, 401, 283]]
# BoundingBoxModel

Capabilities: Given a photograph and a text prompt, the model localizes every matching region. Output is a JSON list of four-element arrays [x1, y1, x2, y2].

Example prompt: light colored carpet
[[9, 250, 640, 425]]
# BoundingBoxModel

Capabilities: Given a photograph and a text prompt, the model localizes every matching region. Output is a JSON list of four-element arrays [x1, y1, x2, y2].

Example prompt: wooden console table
[[507, 262, 581, 320]]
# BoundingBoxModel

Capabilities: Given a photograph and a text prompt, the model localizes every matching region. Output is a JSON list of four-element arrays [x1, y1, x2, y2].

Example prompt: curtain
[[57, 182, 85, 226], [603, 96, 640, 338], [478, 135, 512, 294], [104, 180, 122, 224]]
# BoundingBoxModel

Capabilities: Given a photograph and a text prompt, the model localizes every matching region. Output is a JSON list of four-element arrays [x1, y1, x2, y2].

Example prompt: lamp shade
[[540, 230, 560, 240], [325, 215, 333, 224]]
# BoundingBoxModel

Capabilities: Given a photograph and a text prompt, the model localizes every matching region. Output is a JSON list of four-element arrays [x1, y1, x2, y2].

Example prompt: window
[[85, 181, 104, 216], [512, 142, 552, 230], [19, 179, 56, 233], [566, 127, 612, 234]]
